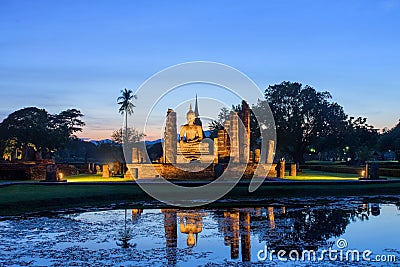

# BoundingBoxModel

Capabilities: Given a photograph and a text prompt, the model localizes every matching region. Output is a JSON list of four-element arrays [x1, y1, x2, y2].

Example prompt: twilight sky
[[1, 0, 399, 140]]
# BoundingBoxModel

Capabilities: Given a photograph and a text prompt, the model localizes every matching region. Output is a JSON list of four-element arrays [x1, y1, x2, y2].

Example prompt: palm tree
[[116, 209, 136, 249], [117, 88, 137, 143]]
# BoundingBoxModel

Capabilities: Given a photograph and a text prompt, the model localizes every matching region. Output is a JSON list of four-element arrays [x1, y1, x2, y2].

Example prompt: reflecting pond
[[0, 196, 399, 266]]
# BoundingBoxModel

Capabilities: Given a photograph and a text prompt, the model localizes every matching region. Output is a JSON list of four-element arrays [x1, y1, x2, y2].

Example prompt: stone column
[[223, 120, 231, 159], [213, 138, 219, 163], [132, 147, 139, 163], [289, 164, 297, 176], [164, 109, 177, 163], [254, 149, 261, 163], [217, 130, 225, 158], [139, 149, 147, 163], [230, 111, 239, 163], [113, 161, 120, 175], [240, 100, 251, 163], [267, 140, 275, 164], [260, 139, 275, 164], [278, 159, 285, 178], [102, 164, 110, 178]]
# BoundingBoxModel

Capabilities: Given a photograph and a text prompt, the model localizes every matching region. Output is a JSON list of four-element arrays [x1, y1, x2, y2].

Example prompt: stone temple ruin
[[128, 97, 276, 179]]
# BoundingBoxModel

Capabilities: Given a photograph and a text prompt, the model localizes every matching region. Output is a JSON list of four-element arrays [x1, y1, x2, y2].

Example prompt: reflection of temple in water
[[216, 208, 271, 262], [162, 209, 178, 266], [160, 209, 209, 266], [157, 203, 381, 264], [217, 209, 252, 261]]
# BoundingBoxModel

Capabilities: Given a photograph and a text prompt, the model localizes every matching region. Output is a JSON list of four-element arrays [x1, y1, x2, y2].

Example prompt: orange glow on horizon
[[77, 129, 160, 142]]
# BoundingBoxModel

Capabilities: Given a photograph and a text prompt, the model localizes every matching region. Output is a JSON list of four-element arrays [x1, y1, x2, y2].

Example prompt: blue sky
[[1, 0, 399, 139]]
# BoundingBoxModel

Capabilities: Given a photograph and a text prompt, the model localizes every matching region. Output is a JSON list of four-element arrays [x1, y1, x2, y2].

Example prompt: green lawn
[[2, 169, 399, 184], [285, 170, 360, 180], [66, 174, 134, 182], [64, 171, 361, 182]]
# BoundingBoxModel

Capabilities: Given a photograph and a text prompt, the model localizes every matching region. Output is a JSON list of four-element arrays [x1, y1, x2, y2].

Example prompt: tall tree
[[111, 128, 145, 145], [117, 88, 137, 144], [0, 107, 85, 159], [344, 116, 378, 161], [264, 81, 348, 163]]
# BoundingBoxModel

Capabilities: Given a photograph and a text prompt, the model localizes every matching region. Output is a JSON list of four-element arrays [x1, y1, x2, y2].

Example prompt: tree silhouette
[[0, 107, 84, 159], [116, 209, 136, 249], [117, 88, 137, 144], [264, 81, 348, 163]]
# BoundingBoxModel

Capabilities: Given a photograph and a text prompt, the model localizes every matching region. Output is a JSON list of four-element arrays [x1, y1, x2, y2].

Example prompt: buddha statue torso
[[180, 124, 203, 143]]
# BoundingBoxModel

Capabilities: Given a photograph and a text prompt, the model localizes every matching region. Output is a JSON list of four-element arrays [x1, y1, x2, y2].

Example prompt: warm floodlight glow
[[58, 173, 64, 180]]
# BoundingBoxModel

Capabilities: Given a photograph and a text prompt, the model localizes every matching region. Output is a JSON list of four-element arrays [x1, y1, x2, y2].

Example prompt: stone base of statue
[[176, 141, 214, 163], [127, 163, 278, 180]]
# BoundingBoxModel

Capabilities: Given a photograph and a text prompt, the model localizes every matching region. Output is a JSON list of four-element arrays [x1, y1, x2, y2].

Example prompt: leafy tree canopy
[[0, 107, 85, 159], [264, 81, 348, 163], [111, 128, 145, 144], [377, 120, 400, 159]]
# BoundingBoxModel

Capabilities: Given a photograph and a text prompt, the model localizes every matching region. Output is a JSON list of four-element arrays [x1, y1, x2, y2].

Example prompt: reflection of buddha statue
[[179, 212, 203, 247], [180, 104, 203, 143]]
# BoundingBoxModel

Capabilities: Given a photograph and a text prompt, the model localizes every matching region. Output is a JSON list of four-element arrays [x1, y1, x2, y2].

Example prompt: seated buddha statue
[[179, 104, 203, 143], [178, 104, 210, 158]]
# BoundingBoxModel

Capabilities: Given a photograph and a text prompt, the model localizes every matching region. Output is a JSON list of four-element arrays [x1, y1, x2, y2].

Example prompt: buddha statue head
[[187, 233, 196, 247], [186, 104, 196, 126]]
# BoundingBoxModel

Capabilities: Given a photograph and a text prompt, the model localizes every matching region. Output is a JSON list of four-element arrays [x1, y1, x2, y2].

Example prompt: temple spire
[[194, 94, 199, 117], [193, 94, 202, 127]]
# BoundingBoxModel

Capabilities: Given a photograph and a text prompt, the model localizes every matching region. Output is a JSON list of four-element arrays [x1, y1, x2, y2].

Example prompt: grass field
[[64, 170, 361, 182], [66, 174, 133, 182], [1, 169, 399, 216], [286, 170, 359, 180], [1, 169, 395, 183]]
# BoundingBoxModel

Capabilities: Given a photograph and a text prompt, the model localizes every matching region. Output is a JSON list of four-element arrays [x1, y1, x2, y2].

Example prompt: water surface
[[0, 196, 399, 266]]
